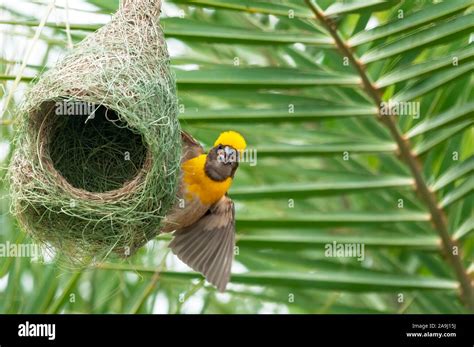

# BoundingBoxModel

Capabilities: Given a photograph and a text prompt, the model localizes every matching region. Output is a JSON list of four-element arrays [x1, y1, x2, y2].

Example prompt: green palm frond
[[0, 0, 472, 314]]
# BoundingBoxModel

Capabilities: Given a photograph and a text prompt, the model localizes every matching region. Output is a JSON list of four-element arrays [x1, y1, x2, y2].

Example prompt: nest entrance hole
[[42, 101, 147, 193]]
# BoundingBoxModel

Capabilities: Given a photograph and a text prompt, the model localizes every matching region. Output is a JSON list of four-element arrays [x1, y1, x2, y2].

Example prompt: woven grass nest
[[8, 0, 181, 264]]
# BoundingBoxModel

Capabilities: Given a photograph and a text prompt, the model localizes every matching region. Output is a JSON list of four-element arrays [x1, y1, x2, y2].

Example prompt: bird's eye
[[217, 144, 223, 150]]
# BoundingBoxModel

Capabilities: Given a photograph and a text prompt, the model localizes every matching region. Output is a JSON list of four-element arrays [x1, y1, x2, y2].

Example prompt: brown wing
[[168, 195, 235, 292], [181, 131, 204, 162], [160, 195, 209, 233]]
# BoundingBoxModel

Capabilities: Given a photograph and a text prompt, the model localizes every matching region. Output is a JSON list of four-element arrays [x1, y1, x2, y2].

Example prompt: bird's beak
[[224, 146, 237, 164]]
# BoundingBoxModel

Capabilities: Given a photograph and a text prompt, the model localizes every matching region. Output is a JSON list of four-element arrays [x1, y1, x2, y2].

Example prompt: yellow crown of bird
[[214, 131, 247, 152]]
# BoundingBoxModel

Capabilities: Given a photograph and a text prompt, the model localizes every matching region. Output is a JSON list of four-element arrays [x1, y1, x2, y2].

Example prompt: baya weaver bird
[[160, 130, 246, 291]]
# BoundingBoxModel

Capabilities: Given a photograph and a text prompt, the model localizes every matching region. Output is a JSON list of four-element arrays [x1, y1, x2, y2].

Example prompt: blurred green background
[[0, 0, 473, 313]]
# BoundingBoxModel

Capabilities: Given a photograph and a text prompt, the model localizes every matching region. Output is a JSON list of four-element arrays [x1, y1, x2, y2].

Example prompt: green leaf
[[251, 142, 397, 156], [23, 267, 58, 313], [179, 105, 377, 122], [162, 18, 333, 45], [230, 271, 458, 292], [406, 103, 474, 139], [349, 0, 473, 47], [231, 176, 414, 198], [439, 176, 474, 208], [0, 234, 25, 277], [394, 61, 474, 102], [169, 0, 314, 18], [376, 45, 474, 88], [431, 157, 474, 192], [98, 263, 459, 292], [0, 19, 99, 31], [453, 217, 474, 240], [46, 272, 82, 314], [236, 212, 430, 228], [360, 13, 474, 64], [237, 232, 440, 250], [157, 231, 440, 250], [414, 120, 472, 155], [175, 67, 361, 88], [324, 0, 399, 17], [0, 74, 35, 82], [177, 89, 340, 107]]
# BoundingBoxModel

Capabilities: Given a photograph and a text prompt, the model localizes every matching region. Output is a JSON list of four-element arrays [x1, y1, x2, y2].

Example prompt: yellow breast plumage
[[182, 154, 233, 205]]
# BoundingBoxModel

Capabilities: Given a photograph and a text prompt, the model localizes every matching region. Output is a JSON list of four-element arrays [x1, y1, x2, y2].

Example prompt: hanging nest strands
[[8, 0, 181, 264]]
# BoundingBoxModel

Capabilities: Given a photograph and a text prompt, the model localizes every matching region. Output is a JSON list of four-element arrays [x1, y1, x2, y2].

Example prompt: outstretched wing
[[169, 195, 235, 292]]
